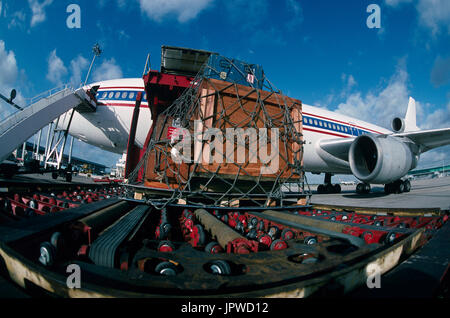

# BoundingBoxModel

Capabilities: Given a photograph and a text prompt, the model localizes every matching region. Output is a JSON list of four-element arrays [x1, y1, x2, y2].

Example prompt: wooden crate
[[144, 78, 304, 193]]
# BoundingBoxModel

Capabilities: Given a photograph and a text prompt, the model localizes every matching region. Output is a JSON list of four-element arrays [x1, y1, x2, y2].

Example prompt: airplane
[[58, 77, 450, 195]]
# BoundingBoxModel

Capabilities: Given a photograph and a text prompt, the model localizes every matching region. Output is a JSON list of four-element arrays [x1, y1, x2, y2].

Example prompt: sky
[[0, 0, 449, 182]]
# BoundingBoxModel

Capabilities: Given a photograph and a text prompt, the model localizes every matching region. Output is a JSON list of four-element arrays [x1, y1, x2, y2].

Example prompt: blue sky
[[0, 0, 449, 180]]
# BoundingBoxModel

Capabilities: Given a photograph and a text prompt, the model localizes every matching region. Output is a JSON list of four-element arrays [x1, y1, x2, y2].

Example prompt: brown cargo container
[[144, 78, 304, 194]]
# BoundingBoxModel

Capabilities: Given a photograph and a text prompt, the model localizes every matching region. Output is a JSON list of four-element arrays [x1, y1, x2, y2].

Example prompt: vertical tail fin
[[404, 96, 419, 132]]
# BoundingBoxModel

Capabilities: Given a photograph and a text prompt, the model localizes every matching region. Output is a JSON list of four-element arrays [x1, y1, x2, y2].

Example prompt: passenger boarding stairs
[[0, 86, 96, 163]]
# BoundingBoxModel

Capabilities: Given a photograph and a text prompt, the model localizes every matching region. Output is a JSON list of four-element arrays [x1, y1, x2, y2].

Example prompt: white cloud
[[286, 0, 304, 30], [0, 40, 26, 120], [385, 0, 450, 35], [0, 40, 19, 87], [46, 49, 68, 86], [420, 100, 450, 130], [430, 55, 450, 87], [340, 74, 357, 98], [98, 0, 125, 9], [8, 10, 26, 29], [69, 55, 89, 88], [335, 61, 410, 129], [417, 99, 450, 168], [46, 51, 123, 86], [225, 0, 268, 30], [118, 30, 130, 41], [384, 0, 413, 7], [28, 0, 53, 27], [416, 0, 450, 35], [332, 59, 450, 168], [138, 0, 213, 23], [92, 58, 123, 82]]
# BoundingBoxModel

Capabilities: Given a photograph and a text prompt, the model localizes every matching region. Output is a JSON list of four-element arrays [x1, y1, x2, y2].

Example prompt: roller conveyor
[[88, 205, 150, 268]]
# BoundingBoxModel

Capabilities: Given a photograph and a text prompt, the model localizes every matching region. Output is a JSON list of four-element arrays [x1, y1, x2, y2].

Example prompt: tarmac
[[2, 173, 449, 211], [0, 172, 101, 185], [309, 176, 450, 211]]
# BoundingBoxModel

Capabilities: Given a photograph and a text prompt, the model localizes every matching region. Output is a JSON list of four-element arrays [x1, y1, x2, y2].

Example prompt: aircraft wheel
[[363, 184, 371, 194], [356, 183, 364, 194], [333, 184, 341, 193], [384, 183, 392, 194], [317, 184, 325, 194], [397, 181, 404, 194], [403, 180, 411, 192], [52, 172, 58, 180]]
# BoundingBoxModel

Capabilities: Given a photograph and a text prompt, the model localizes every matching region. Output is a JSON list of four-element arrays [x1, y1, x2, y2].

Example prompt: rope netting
[[126, 55, 310, 208]]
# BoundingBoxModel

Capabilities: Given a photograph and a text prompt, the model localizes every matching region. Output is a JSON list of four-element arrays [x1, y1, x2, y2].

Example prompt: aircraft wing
[[318, 137, 354, 162], [392, 127, 450, 153], [316, 137, 355, 170], [318, 127, 450, 165]]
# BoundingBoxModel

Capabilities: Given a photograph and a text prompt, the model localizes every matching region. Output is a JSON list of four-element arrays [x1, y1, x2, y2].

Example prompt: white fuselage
[[63, 78, 392, 175]]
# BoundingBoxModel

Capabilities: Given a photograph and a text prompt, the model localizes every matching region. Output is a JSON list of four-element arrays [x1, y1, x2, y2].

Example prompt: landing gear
[[384, 179, 411, 194], [317, 173, 341, 194], [356, 183, 371, 194]]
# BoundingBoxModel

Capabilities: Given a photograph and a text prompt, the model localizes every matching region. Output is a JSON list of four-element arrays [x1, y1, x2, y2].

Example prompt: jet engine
[[391, 117, 405, 133], [349, 135, 417, 184]]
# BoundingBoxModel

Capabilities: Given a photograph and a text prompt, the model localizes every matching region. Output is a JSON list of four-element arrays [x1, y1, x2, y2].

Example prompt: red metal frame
[[124, 92, 143, 179], [129, 70, 194, 183]]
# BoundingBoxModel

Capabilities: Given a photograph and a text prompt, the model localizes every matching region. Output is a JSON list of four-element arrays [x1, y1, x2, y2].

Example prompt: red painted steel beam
[[134, 70, 194, 182], [124, 92, 143, 179]]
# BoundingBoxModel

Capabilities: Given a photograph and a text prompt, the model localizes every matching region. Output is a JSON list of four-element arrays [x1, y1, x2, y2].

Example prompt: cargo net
[[127, 55, 311, 208]]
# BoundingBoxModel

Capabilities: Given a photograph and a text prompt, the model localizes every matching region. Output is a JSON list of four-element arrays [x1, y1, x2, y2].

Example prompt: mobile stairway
[[0, 86, 96, 164]]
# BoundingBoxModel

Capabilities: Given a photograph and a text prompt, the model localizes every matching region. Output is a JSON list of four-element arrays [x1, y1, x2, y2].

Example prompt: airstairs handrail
[[0, 86, 74, 136], [0, 84, 73, 128], [25, 84, 73, 106]]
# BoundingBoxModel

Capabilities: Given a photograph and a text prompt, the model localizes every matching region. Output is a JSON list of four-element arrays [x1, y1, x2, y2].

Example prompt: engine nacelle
[[391, 117, 405, 133], [349, 135, 417, 184]]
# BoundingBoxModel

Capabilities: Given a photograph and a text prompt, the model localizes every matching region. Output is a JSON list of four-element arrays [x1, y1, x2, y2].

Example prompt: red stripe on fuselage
[[97, 102, 149, 108], [98, 86, 145, 90]]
